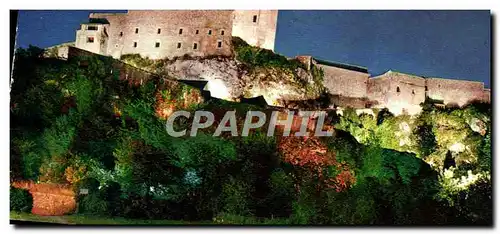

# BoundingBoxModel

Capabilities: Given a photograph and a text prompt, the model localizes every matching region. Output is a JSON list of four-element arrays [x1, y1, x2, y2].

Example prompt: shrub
[[77, 193, 108, 216], [10, 187, 33, 212], [232, 37, 304, 70], [220, 177, 252, 216], [120, 54, 155, 68]]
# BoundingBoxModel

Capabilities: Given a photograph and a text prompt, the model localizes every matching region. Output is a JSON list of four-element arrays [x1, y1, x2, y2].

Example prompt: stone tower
[[75, 19, 110, 55], [231, 10, 279, 51]]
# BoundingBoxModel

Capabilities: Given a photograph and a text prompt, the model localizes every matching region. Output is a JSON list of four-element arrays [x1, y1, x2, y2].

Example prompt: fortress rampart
[[294, 55, 490, 115], [59, 10, 490, 116]]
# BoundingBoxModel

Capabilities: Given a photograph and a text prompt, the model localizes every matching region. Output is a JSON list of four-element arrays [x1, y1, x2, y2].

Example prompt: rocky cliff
[[120, 37, 325, 106]]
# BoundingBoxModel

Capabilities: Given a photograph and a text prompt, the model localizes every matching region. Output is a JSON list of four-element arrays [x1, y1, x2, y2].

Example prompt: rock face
[[397, 121, 413, 147], [160, 57, 323, 106], [469, 118, 487, 136]]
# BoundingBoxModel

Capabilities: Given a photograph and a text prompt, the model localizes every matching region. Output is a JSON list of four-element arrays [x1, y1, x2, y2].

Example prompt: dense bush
[[10, 187, 33, 212], [77, 193, 109, 216]]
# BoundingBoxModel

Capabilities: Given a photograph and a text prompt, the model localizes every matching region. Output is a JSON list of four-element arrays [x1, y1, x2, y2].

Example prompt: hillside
[[9, 45, 491, 225]]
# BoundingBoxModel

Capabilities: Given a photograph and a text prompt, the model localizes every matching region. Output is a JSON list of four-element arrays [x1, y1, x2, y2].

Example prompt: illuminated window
[[87, 37, 94, 43]]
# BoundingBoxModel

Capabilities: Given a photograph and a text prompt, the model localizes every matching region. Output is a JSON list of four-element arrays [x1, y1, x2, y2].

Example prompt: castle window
[[208, 30, 212, 35], [179, 28, 183, 35], [425, 86, 428, 91], [193, 43, 198, 50], [221, 30, 225, 35], [196, 29, 199, 34], [86, 37, 94, 43], [133, 42, 137, 48], [155, 42, 160, 48], [177, 43, 182, 49], [396, 86, 400, 93], [135, 28, 139, 34], [253, 15, 257, 23], [217, 41, 222, 48], [87, 25, 98, 31], [119, 32, 123, 37], [157, 28, 161, 34]]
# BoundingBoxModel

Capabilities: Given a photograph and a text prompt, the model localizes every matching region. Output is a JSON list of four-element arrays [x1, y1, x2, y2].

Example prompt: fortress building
[[297, 56, 490, 115], [58, 10, 489, 116], [74, 10, 278, 59]]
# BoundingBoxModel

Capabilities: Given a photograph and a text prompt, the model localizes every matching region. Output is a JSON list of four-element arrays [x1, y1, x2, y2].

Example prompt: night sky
[[15, 10, 491, 87]]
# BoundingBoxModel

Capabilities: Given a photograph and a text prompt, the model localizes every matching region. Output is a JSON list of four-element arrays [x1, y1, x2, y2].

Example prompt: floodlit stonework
[[74, 10, 278, 59], [296, 56, 490, 115], [63, 10, 490, 115]]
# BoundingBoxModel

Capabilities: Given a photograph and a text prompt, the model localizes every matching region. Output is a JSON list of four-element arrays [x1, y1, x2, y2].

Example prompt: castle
[[75, 10, 278, 59], [66, 10, 490, 115]]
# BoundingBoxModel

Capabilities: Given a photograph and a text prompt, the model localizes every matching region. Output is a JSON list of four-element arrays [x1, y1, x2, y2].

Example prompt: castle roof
[[87, 18, 110, 24], [313, 57, 369, 74]]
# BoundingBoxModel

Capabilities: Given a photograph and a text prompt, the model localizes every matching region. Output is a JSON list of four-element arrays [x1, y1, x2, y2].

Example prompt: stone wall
[[68, 46, 160, 86], [482, 89, 491, 103], [367, 71, 426, 115], [314, 59, 370, 99], [426, 77, 489, 106], [296, 57, 490, 115], [44, 42, 73, 59], [89, 10, 234, 60], [75, 23, 109, 55], [231, 10, 279, 51], [79, 10, 278, 60]]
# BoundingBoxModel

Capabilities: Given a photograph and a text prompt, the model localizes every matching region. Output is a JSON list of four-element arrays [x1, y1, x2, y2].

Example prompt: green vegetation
[[232, 37, 325, 97], [10, 211, 211, 225], [232, 37, 305, 70], [9, 46, 491, 225], [10, 187, 33, 213]]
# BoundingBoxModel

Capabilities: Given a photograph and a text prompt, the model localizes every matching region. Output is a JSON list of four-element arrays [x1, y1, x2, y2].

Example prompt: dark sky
[[15, 10, 491, 87]]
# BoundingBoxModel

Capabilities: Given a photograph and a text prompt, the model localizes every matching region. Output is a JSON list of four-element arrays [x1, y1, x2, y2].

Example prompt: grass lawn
[[10, 211, 214, 225]]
